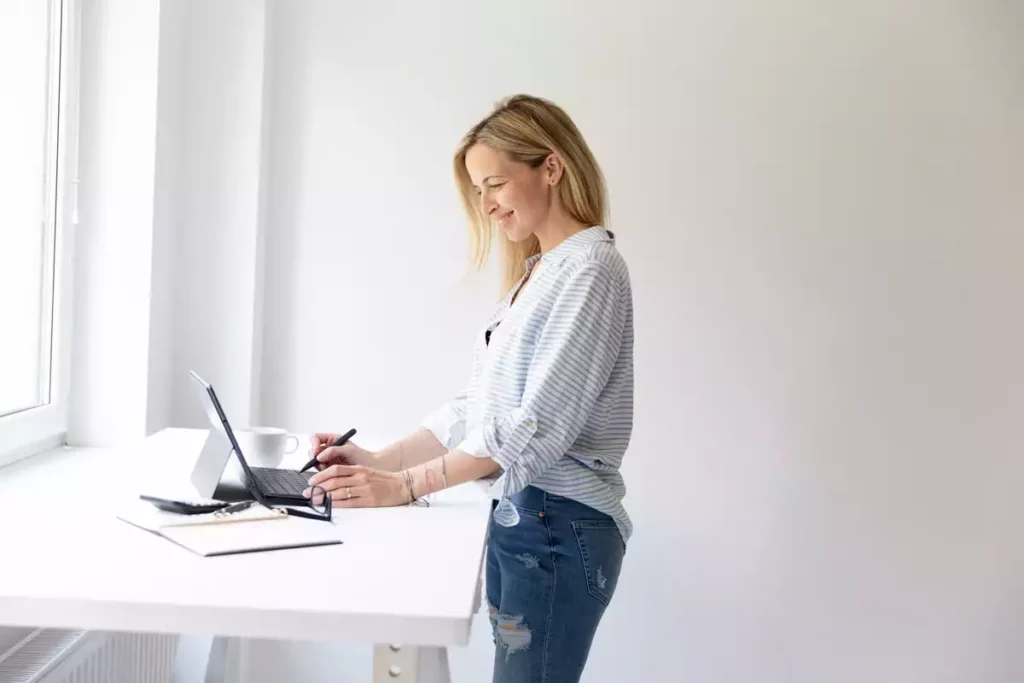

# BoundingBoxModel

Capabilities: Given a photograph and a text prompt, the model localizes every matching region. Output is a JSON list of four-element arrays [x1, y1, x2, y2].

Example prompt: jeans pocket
[[512, 502, 544, 516], [572, 519, 625, 606]]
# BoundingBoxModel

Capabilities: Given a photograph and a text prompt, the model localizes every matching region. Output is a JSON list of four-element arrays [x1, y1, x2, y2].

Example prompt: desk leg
[[373, 644, 450, 683], [171, 635, 231, 683]]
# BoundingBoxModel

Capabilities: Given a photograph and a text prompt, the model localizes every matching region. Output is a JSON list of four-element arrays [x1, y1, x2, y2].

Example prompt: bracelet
[[440, 454, 449, 490]]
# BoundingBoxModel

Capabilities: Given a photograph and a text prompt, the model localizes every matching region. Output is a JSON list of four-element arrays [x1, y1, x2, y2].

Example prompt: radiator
[[0, 629, 178, 683]]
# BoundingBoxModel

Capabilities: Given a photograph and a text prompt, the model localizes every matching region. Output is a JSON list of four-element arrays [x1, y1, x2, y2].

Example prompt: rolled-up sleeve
[[420, 387, 469, 450], [455, 261, 626, 494]]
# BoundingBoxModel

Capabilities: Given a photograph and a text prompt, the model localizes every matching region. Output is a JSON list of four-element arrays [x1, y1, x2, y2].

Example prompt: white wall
[[147, 0, 187, 435], [251, 1, 1024, 682], [256, 0, 500, 439], [168, 0, 270, 430], [70, 0, 161, 445]]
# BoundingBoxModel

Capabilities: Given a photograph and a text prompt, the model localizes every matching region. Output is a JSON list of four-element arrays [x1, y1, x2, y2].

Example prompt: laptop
[[189, 370, 315, 506]]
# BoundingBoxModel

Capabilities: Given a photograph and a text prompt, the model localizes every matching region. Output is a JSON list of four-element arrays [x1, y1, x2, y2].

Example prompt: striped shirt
[[422, 226, 634, 541]]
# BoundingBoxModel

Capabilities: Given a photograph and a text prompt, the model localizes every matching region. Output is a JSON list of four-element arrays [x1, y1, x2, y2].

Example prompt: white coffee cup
[[233, 427, 299, 471]]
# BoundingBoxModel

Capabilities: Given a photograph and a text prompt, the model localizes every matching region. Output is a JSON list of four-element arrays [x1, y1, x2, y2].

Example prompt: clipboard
[[117, 499, 343, 557]]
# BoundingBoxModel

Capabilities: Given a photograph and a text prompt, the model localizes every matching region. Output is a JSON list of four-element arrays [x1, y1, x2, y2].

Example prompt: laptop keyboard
[[249, 467, 310, 498]]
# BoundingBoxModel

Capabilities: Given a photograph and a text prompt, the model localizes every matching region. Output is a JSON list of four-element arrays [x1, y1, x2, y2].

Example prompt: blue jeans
[[486, 486, 626, 683]]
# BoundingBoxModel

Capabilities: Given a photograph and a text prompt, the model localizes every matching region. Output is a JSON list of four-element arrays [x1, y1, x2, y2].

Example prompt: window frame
[[0, 0, 80, 468]]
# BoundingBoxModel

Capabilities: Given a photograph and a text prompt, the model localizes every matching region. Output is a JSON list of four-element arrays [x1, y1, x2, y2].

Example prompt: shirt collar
[[525, 226, 614, 269]]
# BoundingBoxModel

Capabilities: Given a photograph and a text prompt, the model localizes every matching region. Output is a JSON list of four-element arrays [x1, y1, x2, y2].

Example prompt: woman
[[306, 94, 633, 683]]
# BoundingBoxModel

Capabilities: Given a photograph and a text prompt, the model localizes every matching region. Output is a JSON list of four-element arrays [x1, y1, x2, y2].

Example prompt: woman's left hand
[[303, 465, 409, 508]]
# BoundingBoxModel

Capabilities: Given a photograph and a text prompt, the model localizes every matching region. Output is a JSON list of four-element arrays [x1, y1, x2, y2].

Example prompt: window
[[0, 0, 78, 464]]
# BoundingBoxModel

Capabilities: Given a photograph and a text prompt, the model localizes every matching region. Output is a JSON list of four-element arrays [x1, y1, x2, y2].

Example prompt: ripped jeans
[[486, 486, 626, 683]]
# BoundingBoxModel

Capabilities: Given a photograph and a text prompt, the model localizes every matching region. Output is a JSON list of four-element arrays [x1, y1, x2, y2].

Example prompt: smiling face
[[464, 143, 559, 243]]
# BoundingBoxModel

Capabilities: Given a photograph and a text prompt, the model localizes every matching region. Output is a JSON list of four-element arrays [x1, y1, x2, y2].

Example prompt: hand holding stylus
[[300, 428, 370, 471]]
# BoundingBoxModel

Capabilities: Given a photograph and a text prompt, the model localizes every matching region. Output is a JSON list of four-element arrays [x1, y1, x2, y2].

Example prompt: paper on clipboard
[[117, 499, 342, 557]]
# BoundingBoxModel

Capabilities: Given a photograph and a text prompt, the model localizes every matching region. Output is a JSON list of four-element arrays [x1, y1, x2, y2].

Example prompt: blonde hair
[[454, 94, 607, 292]]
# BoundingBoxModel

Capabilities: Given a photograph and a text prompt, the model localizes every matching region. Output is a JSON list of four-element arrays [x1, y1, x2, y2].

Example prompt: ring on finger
[[345, 487, 352, 500]]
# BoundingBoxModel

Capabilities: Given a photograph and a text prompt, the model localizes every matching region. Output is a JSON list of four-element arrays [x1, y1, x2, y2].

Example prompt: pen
[[299, 428, 357, 472], [218, 500, 253, 514]]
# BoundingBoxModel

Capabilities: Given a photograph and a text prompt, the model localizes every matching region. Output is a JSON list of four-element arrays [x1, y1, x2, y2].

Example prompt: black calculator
[[139, 495, 230, 515]]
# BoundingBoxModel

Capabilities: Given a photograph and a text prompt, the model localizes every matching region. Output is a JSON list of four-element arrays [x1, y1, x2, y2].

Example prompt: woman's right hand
[[308, 433, 377, 470]]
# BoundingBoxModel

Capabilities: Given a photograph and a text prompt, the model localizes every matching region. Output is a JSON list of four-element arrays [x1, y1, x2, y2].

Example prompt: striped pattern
[[0, 630, 176, 683], [422, 227, 634, 541]]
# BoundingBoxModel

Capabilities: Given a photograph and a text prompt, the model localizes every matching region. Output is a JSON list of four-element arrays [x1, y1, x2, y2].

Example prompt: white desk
[[0, 428, 492, 682]]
